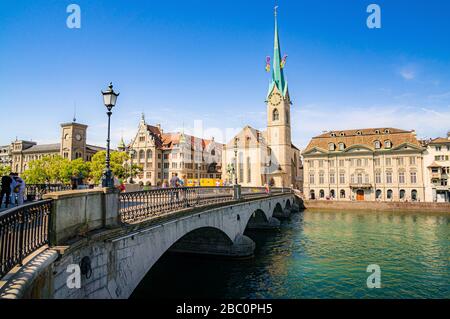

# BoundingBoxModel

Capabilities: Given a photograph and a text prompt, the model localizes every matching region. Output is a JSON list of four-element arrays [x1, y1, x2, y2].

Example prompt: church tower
[[266, 6, 292, 187]]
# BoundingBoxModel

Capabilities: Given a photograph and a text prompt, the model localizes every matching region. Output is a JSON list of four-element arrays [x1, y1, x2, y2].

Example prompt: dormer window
[[356, 131, 362, 135], [374, 140, 381, 149], [384, 140, 392, 149], [330, 132, 336, 137], [338, 142, 345, 151], [384, 129, 390, 134], [375, 130, 380, 134], [328, 143, 336, 151], [340, 132, 345, 137]]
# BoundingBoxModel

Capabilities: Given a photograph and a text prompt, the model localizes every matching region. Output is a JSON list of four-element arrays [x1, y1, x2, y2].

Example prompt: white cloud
[[399, 68, 416, 80]]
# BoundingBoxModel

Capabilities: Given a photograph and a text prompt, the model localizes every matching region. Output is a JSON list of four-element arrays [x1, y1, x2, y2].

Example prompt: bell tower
[[266, 5, 292, 187]]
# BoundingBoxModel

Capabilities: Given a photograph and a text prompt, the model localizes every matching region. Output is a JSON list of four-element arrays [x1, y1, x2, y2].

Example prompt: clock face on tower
[[269, 92, 282, 106], [75, 134, 82, 141]]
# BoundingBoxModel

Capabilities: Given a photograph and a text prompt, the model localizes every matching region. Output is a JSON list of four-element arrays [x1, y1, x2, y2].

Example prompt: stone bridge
[[0, 187, 302, 299]]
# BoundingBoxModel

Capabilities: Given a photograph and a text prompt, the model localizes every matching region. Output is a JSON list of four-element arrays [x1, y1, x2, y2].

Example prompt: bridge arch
[[273, 202, 283, 216], [285, 199, 291, 210], [13, 193, 296, 299]]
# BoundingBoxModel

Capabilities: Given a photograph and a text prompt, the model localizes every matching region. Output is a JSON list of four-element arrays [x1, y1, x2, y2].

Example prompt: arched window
[[387, 189, 393, 200], [319, 189, 325, 198], [139, 150, 145, 161], [340, 189, 346, 198], [272, 109, 279, 121], [211, 149, 215, 156], [384, 140, 392, 149], [310, 190, 315, 200], [411, 190, 418, 201], [338, 142, 345, 151], [376, 189, 382, 200], [147, 149, 153, 161], [330, 190, 335, 198], [400, 189, 406, 200], [374, 140, 381, 149]]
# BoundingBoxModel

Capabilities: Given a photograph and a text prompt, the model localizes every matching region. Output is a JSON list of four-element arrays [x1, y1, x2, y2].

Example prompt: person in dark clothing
[[1, 173, 13, 208]]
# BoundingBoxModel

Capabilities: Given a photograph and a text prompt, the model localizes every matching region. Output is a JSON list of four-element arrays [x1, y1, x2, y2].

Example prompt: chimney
[[447, 131, 450, 140]]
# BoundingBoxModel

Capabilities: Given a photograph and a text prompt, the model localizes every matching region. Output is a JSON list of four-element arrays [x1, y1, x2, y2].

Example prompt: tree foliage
[[20, 151, 142, 185], [0, 165, 11, 177], [22, 155, 89, 184]]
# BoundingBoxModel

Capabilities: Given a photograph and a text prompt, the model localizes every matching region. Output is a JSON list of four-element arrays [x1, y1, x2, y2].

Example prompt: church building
[[222, 6, 302, 188]]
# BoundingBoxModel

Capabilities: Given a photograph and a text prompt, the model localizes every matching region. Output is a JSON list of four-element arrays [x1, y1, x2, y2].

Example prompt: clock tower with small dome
[[266, 6, 293, 187]]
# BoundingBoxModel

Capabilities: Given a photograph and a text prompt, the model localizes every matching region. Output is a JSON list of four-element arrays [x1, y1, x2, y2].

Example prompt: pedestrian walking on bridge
[[0, 173, 13, 208]]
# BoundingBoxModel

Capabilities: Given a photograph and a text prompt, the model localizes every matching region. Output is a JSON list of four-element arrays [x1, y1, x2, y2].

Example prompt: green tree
[[0, 165, 11, 177], [22, 155, 91, 184], [88, 151, 141, 184]]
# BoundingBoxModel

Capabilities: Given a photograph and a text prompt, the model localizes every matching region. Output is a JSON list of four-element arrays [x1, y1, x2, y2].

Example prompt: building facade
[[10, 121, 104, 174], [0, 145, 11, 167], [222, 7, 302, 188], [422, 132, 450, 202], [126, 115, 223, 186], [302, 128, 425, 202]]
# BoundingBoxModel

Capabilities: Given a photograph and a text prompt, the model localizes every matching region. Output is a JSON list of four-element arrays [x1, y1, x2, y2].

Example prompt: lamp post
[[101, 82, 120, 188], [232, 137, 241, 200], [233, 137, 238, 185], [129, 149, 136, 184]]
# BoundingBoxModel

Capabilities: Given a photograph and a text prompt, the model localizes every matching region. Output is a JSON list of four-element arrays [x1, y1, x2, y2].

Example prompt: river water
[[131, 210, 449, 299]]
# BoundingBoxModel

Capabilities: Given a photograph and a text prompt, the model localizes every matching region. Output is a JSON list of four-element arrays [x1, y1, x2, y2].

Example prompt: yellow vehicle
[[186, 179, 223, 187]]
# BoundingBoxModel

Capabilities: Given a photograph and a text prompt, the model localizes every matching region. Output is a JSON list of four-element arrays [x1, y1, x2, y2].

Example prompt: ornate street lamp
[[232, 137, 241, 199], [233, 137, 238, 185], [101, 82, 120, 188]]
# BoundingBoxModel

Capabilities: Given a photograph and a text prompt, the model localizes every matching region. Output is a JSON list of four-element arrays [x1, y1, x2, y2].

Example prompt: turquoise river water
[[132, 210, 449, 299]]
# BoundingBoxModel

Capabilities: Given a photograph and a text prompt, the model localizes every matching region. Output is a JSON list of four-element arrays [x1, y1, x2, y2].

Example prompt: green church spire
[[267, 5, 288, 99]]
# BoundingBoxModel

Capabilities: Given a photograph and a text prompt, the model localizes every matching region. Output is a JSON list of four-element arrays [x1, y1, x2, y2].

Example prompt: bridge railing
[[0, 199, 52, 278], [24, 184, 72, 202], [119, 186, 292, 223], [119, 187, 235, 223]]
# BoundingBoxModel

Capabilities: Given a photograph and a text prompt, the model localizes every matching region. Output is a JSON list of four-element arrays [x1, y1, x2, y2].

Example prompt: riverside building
[[302, 128, 425, 202]]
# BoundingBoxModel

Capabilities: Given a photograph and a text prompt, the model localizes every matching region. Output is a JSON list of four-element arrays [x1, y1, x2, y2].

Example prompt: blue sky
[[1, 0, 450, 149]]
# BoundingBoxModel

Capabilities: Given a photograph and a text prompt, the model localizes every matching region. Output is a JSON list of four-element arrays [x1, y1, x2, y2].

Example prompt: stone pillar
[[233, 184, 241, 200], [43, 188, 120, 245], [246, 216, 281, 230]]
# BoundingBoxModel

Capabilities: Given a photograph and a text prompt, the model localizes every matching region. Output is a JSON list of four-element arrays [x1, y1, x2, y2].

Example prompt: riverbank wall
[[303, 200, 450, 213]]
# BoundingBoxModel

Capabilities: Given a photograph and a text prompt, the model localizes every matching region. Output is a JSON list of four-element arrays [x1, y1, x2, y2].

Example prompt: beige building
[[125, 115, 223, 186], [0, 145, 11, 167], [222, 8, 302, 188], [11, 121, 104, 174], [422, 132, 450, 202], [302, 128, 425, 202]]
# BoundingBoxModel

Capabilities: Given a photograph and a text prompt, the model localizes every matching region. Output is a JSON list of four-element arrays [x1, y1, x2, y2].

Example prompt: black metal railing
[[0, 200, 52, 278], [120, 187, 236, 223], [119, 186, 291, 223], [24, 184, 72, 202]]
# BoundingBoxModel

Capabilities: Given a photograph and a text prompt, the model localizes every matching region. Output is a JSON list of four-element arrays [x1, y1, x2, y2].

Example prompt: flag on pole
[[280, 55, 288, 69], [265, 56, 271, 72]]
